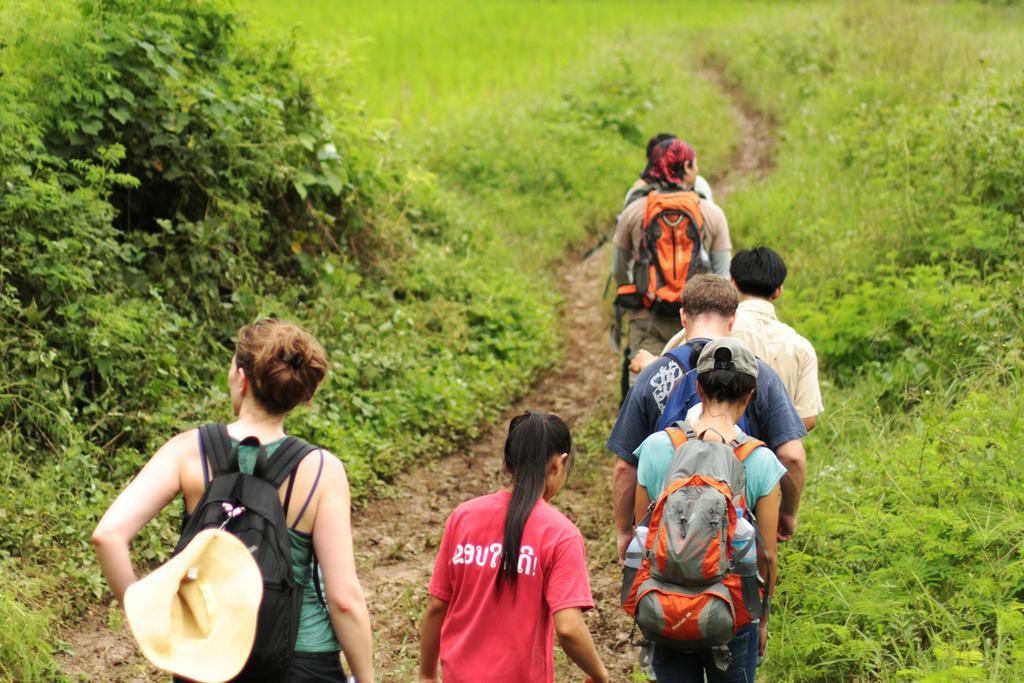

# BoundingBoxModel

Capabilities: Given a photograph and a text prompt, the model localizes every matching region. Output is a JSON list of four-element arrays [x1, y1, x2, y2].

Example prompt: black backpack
[[175, 423, 318, 681]]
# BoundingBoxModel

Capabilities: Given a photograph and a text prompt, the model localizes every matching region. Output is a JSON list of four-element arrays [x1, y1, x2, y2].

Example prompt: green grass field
[[242, 0, 757, 132], [2, 0, 1023, 680]]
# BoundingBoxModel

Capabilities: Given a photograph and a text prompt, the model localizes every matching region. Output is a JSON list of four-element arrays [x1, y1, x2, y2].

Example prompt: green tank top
[[235, 437, 340, 653]]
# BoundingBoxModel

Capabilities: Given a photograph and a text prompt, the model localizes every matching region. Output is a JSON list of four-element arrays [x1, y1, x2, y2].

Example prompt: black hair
[[730, 246, 788, 299], [698, 348, 758, 403], [498, 412, 572, 587], [646, 132, 677, 161]]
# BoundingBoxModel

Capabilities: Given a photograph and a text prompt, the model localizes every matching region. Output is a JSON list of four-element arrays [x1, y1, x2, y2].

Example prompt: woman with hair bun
[[418, 412, 609, 683], [93, 318, 374, 682]]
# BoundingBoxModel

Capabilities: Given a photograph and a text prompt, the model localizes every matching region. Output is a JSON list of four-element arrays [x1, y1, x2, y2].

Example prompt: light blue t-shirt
[[634, 429, 786, 509]]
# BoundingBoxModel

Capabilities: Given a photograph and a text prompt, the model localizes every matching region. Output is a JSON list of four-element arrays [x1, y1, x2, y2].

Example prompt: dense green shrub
[[1, 1, 740, 678], [709, 3, 1024, 679], [776, 389, 1024, 681]]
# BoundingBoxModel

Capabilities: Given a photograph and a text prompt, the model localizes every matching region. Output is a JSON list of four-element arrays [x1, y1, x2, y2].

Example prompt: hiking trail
[[56, 64, 775, 682]]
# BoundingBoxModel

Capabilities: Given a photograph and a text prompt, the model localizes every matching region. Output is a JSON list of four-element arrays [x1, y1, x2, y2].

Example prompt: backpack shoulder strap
[[665, 420, 697, 449], [664, 338, 710, 374], [312, 554, 327, 610], [261, 436, 319, 488], [199, 422, 234, 476], [624, 182, 653, 209], [665, 426, 687, 450], [731, 436, 766, 463]]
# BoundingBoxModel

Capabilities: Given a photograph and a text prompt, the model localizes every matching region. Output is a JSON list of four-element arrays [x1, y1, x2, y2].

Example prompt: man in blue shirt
[[608, 274, 808, 560]]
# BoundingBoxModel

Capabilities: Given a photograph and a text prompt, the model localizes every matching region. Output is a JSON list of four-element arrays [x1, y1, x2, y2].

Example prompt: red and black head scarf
[[641, 138, 696, 187]]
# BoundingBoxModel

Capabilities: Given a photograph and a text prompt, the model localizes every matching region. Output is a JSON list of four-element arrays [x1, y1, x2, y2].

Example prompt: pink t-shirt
[[428, 491, 594, 683]]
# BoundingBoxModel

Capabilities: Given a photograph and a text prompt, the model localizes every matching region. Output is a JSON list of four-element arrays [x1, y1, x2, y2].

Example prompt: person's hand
[[617, 530, 633, 562], [629, 349, 657, 374], [777, 511, 797, 542], [584, 674, 611, 683], [758, 620, 769, 657]]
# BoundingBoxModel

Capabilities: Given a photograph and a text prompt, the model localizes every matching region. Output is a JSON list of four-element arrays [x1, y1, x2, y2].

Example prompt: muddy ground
[[56, 66, 773, 683]]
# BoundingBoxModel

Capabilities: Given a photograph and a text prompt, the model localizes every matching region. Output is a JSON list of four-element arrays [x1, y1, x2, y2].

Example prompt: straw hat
[[124, 529, 263, 683]]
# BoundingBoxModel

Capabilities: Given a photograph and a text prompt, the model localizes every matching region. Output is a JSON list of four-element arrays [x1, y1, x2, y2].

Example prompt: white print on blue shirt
[[650, 361, 685, 412], [451, 542, 539, 576]]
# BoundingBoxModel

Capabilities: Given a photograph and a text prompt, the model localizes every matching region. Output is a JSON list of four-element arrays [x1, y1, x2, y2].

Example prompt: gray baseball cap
[[696, 338, 759, 379]]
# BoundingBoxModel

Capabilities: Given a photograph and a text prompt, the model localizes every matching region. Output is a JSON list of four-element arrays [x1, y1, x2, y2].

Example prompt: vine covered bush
[[0, 1, 553, 677], [2, 0, 730, 677]]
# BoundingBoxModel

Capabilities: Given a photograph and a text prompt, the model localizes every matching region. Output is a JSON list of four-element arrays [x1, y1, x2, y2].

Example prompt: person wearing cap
[[622, 133, 715, 209], [647, 246, 825, 432], [92, 319, 374, 683], [730, 246, 823, 431], [608, 275, 807, 562], [612, 138, 733, 359], [632, 337, 783, 680]]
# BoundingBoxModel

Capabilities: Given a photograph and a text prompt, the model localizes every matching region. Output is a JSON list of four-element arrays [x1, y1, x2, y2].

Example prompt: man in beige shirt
[[730, 246, 823, 430], [612, 139, 732, 359]]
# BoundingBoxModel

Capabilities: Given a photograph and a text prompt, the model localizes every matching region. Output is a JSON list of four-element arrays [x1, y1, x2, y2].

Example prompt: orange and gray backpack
[[615, 191, 710, 314], [622, 423, 769, 650]]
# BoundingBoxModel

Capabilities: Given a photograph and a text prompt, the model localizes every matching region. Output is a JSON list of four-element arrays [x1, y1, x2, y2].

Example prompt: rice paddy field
[[242, 1, 758, 131]]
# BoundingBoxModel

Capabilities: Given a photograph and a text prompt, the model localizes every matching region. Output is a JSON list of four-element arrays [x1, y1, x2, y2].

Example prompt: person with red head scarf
[[622, 133, 714, 207], [612, 138, 733, 360]]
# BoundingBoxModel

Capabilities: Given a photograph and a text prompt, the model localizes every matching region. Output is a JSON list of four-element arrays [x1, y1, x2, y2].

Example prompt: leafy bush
[[1, 0, 741, 677], [775, 389, 1024, 681], [709, 3, 1024, 678]]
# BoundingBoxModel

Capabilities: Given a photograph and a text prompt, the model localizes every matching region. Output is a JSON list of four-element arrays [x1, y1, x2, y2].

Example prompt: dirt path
[[353, 64, 777, 681], [56, 65, 775, 683]]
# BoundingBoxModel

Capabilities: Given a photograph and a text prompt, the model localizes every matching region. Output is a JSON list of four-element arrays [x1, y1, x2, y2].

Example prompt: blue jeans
[[651, 624, 759, 683]]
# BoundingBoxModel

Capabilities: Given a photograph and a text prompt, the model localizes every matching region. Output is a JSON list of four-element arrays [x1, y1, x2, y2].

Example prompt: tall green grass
[[243, 0, 756, 131], [709, 2, 1024, 679]]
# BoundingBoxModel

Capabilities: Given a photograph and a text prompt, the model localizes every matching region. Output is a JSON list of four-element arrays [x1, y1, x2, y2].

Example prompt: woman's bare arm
[[92, 430, 192, 604], [754, 483, 781, 656], [754, 484, 781, 598], [554, 608, 609, 683], [634, 482, 651, 525], [312, 452, 374, 683]]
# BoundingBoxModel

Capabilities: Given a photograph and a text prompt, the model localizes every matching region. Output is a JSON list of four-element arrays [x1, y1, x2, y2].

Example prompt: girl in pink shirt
[[419, 412, 609, 683]]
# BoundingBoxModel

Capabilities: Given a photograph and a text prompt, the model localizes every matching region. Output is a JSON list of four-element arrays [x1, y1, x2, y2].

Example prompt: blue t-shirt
[[656, 360, 806, 452], [607, 338, 807, 466], [606, 341, 706, 465], [635, 430, 786, 509]]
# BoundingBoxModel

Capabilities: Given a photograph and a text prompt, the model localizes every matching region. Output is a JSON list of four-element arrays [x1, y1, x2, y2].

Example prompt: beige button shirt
[[732, 298, 824, 419]]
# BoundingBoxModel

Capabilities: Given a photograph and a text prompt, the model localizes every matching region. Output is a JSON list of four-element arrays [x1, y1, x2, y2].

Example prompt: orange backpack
[[622, 425, 767, 649], [616, 191, 709, 313]]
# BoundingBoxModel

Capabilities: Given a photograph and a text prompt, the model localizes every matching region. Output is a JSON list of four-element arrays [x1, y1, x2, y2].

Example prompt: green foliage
[[1, 0, 739, 678], [775, 389, 1024, 681], [708, 2, 1024, 679], [0, 570, 62, 682], [243, 0, 755, 132]]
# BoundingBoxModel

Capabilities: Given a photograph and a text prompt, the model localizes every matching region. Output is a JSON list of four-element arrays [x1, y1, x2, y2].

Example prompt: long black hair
[[498, 412, 572, 587]]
